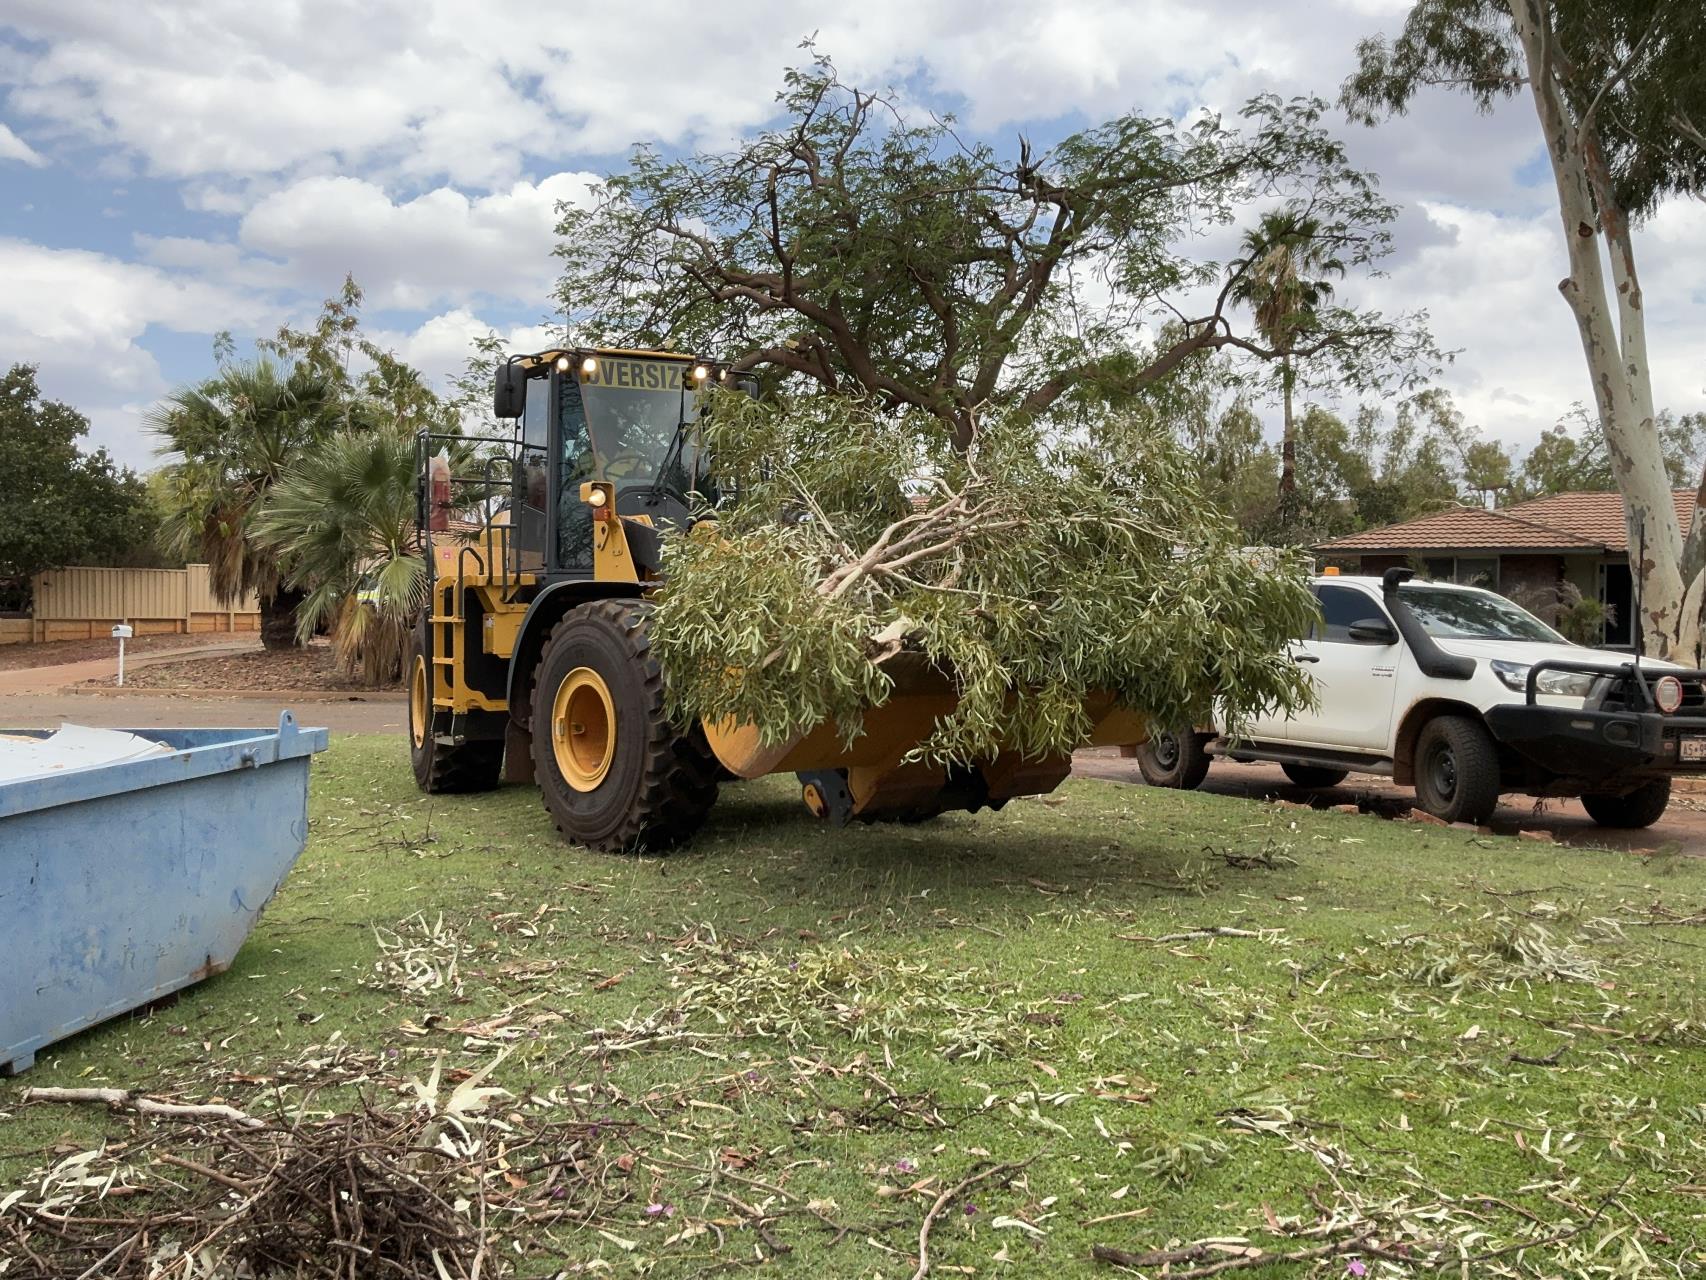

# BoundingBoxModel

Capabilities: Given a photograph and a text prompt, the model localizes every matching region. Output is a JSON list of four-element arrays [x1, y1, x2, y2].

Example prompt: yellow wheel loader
[[408, 347, 1148, 851]]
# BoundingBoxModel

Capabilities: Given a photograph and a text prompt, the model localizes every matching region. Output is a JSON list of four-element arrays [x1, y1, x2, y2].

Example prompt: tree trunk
[[1278, 355, 1296, 496], [1511, 3, 1699, 660], [259, 585, 306, 651]]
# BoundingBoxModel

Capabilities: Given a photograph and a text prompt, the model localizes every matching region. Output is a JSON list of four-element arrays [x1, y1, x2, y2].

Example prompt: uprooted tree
[[550, 57, 1437, 752], [650, 394, 1320, 760], [556, 57, 1436, 453], [1344, 0, 1706, 659]]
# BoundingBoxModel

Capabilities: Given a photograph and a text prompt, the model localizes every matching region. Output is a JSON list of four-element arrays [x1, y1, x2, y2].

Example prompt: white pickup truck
[[1136, 568, 1705, 828]]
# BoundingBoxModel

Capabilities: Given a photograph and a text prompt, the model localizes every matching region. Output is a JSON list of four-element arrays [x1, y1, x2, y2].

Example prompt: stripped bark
[[1511, 0, 1704, 660]]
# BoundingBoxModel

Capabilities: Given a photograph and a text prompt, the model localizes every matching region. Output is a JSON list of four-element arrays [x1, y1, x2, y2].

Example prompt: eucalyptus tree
[[1344, 0, 1706, 658], [149, 358, 342, 649], [557, 57, 1435, 454]]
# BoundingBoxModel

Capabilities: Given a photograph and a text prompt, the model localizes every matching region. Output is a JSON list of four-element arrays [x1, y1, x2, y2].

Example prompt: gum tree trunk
[[1511, 0, 1703, 661]]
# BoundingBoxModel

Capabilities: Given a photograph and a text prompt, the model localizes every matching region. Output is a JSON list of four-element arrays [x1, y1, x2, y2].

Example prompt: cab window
[[1316, 585, 1389, 643]]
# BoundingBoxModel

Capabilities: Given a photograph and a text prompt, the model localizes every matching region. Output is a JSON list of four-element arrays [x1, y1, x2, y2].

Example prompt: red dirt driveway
[[1072, 746, 1706, 855]]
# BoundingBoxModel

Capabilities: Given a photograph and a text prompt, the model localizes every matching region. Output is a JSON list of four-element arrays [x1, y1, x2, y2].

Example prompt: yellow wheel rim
[[552, 666, 616, 791], [409, 655, 429, 748]]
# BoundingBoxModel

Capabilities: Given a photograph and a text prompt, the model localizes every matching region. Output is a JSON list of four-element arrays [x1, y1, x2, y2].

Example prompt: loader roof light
[[555, 354, 571, 372], [692, 364, 711, 381], [1655, 674, 1684, 714], [586, 487, 607, 507], [581, 356, 599, 376]]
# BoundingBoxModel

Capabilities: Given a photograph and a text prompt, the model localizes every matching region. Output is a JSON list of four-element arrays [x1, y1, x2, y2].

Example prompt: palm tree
[[1229, 210, 1345, 497], [250, 422, 426, 686], [148, 358, 342, 649]]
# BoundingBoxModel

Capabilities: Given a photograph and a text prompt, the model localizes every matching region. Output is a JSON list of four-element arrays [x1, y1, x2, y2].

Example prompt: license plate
[[1682, 737, 1706, 763]]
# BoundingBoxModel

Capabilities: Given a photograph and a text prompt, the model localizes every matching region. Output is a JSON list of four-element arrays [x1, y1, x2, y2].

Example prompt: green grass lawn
[[5, 735, 1705, 1277]]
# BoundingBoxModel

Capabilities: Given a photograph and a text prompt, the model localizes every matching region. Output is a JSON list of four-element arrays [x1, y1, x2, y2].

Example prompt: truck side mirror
[[1348, 618, 1398, 645], [493, 361, 526, 420]]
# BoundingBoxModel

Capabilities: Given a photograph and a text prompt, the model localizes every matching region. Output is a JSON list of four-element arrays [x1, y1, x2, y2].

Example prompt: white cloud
[[2, 0, 1701, 476], [0, 239, 264, 465], [235, 171, 598, 310], [0, 120, 45, 166]]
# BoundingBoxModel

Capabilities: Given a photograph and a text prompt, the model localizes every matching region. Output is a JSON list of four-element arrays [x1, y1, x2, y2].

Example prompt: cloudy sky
[[2, 0, 1701, 469]]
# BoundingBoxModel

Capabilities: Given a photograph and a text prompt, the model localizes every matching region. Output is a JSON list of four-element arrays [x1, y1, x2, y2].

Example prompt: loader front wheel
[[531, 599, 719, 853], [408, 618, 503, 793]]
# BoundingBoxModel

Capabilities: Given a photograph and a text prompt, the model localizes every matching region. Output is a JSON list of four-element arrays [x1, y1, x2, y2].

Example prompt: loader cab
[[495, 349, 736, 584]]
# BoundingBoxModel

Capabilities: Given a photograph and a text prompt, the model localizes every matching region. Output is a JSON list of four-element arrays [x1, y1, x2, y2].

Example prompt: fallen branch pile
[[3, 1088, 629, 1280]]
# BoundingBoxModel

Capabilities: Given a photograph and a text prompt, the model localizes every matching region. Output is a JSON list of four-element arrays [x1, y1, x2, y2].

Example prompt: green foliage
[[1342, 0, 1704, 220], [1517, 407, 1706, 498], [250, 423, 425, 684], [148, 355, 342, 646], [558, 55, 1434, 450], [650, 394, 1318, 762], [0, 364, 157, 594], [154, 280, 462, 658]]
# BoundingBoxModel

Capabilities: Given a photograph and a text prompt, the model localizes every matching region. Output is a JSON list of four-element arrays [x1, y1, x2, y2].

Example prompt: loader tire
[[530, 599, 719, 853], [408, 618, 503, 793]]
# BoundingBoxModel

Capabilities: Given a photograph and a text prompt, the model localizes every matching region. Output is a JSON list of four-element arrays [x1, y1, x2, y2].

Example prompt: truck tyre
[[1134, 729, 1211, 791], [1281, 763, 1350, 789], [1581, 778, 1671, 829], [1412, 715, 1500, 824], [409, 617, 503, 793], [530, 599, 719, 853]]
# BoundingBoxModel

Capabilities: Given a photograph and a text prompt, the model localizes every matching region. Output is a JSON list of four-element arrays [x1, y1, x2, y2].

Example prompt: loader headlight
[[581, 356, 599, 376], [1491, 660, 1595, 698], [692, 363, 711, 382], [555, 355, 571, 372]]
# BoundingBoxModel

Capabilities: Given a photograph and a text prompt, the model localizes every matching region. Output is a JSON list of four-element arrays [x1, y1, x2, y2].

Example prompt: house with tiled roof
[[1315, 490, 1701, 648]]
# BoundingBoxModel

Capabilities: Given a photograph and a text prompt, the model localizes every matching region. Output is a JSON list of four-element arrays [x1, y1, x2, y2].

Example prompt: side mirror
[[492, 360, 526, 420], [731, 375, 759, 399], [1348, 618, 1398, 645]]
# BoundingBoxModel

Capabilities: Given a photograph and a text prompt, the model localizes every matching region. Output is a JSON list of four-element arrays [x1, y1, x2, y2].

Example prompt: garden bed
[[0, 632, 246, 672], [3, 738, 1703, 1277], [77, 641, 397, 694]]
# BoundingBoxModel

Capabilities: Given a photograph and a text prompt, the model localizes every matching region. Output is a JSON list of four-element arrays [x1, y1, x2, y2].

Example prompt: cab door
[[1235, 607, 1316, 745], [1286, 584, 1402, 752]]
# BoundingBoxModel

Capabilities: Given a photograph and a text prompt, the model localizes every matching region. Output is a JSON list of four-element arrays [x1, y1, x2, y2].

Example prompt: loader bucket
[[701, 654, 1148, 823]]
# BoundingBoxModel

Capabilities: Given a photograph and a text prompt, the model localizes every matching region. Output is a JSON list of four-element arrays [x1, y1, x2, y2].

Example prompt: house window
[[1420, 556, 1499, 589], [1455, 557, 1499, 589]]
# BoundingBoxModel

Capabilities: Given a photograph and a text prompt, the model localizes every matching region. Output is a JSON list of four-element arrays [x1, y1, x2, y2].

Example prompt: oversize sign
[[579, 357, 691, 392]]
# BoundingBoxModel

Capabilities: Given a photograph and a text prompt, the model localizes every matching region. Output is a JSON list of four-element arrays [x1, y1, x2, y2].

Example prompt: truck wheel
[[1412, 715, 1500, 824], [1281, 763, 1349, 789], [530, 599, 719, 853], [1581, 778, 1671, 829], [1134, 729, 1211, 790], [408, 618, 502, 793]]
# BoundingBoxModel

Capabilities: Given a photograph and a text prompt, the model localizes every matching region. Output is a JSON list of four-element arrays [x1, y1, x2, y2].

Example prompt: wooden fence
[[0, 565, 260, 645]]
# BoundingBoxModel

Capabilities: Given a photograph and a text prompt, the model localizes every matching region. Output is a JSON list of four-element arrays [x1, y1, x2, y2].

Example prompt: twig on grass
[[21, 1086, 265, 1128], [1091, 1233, 1376, 1276], [911, 1159, 1027, 1280], [1116, 926, 1266, 944]]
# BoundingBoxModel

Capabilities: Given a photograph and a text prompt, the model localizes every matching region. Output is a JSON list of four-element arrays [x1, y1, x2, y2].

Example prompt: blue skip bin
[[0, 712, 328, 1074]]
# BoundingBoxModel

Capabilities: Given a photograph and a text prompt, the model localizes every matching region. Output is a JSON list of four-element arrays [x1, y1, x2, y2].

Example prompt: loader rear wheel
[[530, 599, 719, 853], [408, 618, 503, 793]]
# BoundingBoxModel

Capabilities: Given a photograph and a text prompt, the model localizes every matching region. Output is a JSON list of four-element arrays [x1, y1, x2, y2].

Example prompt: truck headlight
[[1491, 660, 1595, 698]]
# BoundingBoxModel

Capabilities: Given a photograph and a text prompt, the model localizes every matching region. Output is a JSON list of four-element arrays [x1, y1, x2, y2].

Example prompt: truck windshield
[[576, 356, 706, 495], [1402, 585, 1567, 643]]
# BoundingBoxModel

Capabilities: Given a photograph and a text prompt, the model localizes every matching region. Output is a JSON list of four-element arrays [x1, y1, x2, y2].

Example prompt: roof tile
[[1506, 489, 1696, 552], [1314, 506, 1603, 553]]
